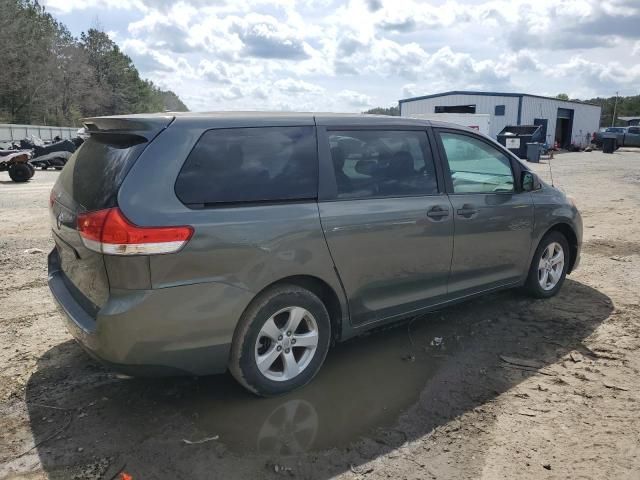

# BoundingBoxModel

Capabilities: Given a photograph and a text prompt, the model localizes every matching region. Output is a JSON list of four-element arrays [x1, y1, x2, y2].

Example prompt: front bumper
[[48, 249, 251, 376]]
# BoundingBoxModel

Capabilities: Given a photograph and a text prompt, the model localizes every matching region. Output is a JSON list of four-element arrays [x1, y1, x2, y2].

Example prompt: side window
[[175, 127, 317, 205], [328, 130, 438, 199], [438, 132, 514, 193], [628, 127, 640, 135]]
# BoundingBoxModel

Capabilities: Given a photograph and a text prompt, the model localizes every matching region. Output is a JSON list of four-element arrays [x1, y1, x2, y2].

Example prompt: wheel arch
[[242, 275, 347, 344], [543, 222, 578, 273]]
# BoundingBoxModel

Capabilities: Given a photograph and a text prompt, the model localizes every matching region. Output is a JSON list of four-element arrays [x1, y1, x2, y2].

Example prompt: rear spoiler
[[83, 115, 175, 141]]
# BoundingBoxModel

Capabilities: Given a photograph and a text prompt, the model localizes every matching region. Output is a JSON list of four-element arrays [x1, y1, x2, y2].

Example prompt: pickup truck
[[594, 126, 640, 147]]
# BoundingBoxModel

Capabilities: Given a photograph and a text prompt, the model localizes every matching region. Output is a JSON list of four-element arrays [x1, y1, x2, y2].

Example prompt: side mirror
[[521, 171, 536, 191]]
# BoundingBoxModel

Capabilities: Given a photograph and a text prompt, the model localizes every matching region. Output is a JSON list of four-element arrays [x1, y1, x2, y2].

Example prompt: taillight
[[76, 207, 193, 256]]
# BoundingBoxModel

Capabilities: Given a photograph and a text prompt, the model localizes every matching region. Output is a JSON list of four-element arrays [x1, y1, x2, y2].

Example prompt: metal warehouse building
[[399, 91, 602, 148]]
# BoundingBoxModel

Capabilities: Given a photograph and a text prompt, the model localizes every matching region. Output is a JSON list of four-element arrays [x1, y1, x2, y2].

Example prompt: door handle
[[426, 206, 449, 220], [456, 204, 478, 218]]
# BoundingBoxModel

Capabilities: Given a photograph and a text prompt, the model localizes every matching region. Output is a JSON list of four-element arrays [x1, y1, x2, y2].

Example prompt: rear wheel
[[524, 231, 569, 298], [229, 285, 331, 396], [8, 163, 32, 182], [26, 163, 35, 178]]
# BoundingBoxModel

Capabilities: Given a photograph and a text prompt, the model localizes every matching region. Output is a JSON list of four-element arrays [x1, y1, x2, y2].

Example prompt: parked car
[[593, 126, 640, 148], [48, 113, 582, 396]]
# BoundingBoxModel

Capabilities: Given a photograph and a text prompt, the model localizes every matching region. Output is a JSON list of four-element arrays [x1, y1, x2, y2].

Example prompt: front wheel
[[229, 285, 331, 396], [524, 231, 569, 298]]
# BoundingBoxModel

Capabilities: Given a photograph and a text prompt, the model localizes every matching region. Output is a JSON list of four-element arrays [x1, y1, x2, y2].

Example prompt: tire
[[229, 284, 331, 397], [8, 163, 32, 182], [524, 231, 570, 298], [26, 164, 35, 178]]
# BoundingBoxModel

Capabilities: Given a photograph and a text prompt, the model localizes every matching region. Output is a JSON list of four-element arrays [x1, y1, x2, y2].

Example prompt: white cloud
[[274, 78, 324, 95], [553, 56, 640, 95], [43, 0, 146, 13], [121, 38, 195, 76], [41, 0, 640, 110], [338, 89, 373, 108]]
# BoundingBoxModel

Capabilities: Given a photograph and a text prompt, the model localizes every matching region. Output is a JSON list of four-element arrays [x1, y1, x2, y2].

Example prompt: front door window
[[439, 132, 514, 193]]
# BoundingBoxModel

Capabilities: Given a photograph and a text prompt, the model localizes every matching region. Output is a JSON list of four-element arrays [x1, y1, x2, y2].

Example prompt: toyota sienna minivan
[[48, 112, 582, 396]]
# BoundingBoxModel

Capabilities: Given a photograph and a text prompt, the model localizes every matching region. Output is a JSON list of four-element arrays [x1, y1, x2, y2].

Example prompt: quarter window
[[438, 132, 514, 193], [175, 127, 318, 206], [328, 130, 438, 199]]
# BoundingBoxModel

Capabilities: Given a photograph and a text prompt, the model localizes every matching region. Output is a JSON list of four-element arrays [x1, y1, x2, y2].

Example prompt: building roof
[[398, 90, 599, 107], [619, 116, 640, 121]]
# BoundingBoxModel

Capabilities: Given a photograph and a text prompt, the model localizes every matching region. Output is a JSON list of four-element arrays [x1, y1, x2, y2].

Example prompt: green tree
[[0, 1, 188, 126], [555, 93, 570, 101], [0, 0, 59, 123], [584, 95, 640, 127], [364, 106, 400, 116]]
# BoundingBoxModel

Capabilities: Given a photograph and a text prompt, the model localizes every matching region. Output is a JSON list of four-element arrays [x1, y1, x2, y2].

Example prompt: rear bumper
[[48, 249, 252, 376]]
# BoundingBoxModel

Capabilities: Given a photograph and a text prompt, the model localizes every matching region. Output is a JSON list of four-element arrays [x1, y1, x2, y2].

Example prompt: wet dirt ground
[[1, 149, 639, 479]]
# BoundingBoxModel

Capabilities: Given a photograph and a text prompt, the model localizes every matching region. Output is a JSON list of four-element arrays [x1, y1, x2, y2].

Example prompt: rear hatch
[[50, 115, 173, 311]]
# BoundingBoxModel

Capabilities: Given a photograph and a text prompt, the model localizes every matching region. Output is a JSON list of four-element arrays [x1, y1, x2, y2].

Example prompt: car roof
[[84, 111, 477, 133]]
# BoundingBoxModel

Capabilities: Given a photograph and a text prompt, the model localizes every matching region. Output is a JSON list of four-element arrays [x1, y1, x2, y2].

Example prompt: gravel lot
[[1, 149, 639, 479]]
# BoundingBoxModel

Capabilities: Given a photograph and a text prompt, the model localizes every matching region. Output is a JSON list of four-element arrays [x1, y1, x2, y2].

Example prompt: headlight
[[567, 195, 577, 208]]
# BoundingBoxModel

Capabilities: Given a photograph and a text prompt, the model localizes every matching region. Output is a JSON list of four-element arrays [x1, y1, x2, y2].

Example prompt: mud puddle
[[24, 313, 465, 460]]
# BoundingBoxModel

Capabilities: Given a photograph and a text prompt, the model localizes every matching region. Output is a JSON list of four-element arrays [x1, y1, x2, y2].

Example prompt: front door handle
[[426, 206, 449, 220], [456, 204, 478, 218]]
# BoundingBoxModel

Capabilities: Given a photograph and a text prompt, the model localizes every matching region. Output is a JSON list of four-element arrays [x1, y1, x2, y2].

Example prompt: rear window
[[175, 126, 318, 206], [58, 134, 147, 211]]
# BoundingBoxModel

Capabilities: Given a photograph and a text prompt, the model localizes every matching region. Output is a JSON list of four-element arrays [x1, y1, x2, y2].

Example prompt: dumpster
[[602, 135, 617, 154], [497, 125, 545, 159], [526, 143, 541, 163]]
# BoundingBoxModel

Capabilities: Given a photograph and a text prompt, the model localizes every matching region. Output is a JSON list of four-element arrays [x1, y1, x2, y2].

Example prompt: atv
[[0, 151, 35, 182], [22, 137, 78, 170]]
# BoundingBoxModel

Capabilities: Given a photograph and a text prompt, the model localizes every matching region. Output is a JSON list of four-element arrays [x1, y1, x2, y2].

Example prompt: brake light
[[76, 208, 193, 255]]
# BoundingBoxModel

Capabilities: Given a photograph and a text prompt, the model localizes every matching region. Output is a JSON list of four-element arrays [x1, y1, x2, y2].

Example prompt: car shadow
[[24, 279, 612, 479]]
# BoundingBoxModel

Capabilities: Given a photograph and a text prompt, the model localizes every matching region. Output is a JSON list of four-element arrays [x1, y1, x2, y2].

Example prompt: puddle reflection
[[162, 316, 462, 455]]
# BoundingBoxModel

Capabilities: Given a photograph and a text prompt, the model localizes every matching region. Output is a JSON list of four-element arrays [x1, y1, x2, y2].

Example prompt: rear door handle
[[456, 204, 478, 218], [426, 206, 449, 220]]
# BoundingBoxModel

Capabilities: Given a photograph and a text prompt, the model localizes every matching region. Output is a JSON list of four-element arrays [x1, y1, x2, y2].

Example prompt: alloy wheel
[[254, 307, 319, 382], [538, 242, 565, 291]]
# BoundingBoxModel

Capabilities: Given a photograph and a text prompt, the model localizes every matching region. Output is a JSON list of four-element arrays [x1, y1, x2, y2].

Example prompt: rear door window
[[58, 133, 148, 211], [328, 130, 438, 199], [175, 127, 318, 206]]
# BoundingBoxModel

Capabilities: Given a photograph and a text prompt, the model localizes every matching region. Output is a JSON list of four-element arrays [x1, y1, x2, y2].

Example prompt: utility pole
[[611, 91, 619, 127]]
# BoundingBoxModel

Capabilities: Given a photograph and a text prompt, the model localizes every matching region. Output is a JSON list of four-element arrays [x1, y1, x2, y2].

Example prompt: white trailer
[[405, 113, 491, 136]]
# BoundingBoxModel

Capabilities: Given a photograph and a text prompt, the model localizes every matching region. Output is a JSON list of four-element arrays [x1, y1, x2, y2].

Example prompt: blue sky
[[43, 0, 640, 112]]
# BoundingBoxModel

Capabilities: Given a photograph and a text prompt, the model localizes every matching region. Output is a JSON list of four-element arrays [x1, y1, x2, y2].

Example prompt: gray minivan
[[48, 113, 582, 396]]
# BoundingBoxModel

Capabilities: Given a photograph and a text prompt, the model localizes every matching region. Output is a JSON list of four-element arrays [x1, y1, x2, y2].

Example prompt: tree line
[[0, 0, 188, 128], [583, 95, 640, 127]]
